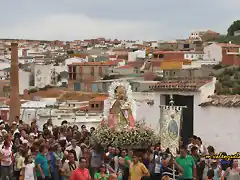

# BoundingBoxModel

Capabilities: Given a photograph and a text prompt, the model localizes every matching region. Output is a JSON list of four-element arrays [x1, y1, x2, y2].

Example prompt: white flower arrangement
[[91, 120, 156, 148]]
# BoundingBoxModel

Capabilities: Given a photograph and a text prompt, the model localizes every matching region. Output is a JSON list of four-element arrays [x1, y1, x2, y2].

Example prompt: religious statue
[[104, 81, 136, 128]]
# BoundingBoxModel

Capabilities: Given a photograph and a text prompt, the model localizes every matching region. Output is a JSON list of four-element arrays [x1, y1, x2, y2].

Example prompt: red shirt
[[70, 168, 91, 180]]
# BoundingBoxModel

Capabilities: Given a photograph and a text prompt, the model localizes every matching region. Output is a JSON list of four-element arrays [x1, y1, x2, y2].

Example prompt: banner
[[159, 106, 183, 156]]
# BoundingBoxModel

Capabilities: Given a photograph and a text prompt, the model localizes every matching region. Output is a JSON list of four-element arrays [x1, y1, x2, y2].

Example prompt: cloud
[[0, 13, 173, 40], [0, 0, 239, 40]]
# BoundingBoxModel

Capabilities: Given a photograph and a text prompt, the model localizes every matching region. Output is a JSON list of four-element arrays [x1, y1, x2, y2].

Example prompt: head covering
[[0, 120, 5, 127], [1, 129, 7, 134]]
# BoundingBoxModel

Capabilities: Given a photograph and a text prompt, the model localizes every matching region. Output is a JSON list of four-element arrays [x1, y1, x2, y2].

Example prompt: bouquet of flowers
[[90, 120, 156, 149]]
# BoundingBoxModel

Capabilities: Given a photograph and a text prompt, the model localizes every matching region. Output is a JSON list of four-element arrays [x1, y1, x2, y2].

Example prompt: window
[[68, 66, 72, 72], [159, 54, 164, 58], [72, 73, 76, 80], [96, 104, 99, 108], [191, 55, 194, 58], [91, 104, 94, 108], [91, 67, 95, 76], [184, 44, 190, 49], [79, 67, 83, 74], [69, 73, 72, 80], [99, 66, 102, 76], [186, 55, 188, 58], [73, 66, 76, 73]]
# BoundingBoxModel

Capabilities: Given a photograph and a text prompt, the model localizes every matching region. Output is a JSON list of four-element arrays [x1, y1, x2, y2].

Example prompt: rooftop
[[152, 51, 185, 54], [217, 43, 240, 48], [57, 92, 107, 101], [70, 61, 118, 66], [150, 78, 212, 92], [199, 95, 240, 107], [90, 96, 108, 101]]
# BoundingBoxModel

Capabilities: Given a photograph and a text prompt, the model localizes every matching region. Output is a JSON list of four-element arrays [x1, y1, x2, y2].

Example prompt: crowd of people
[[0, 117, 239, 180]]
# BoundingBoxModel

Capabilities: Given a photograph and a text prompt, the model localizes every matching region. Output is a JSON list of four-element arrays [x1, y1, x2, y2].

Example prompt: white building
[[65, 57, 87, 66], [34, 64, 52, 88], [33, 64, 68, 88], [128, 50, 146, 62], [142, 77, 240, 153], [184, 51, 204, 60], [203, 43, 222, 64], [0, 70, 8, 80], [19, 70, 30, 95], [189, 31, 202, 41]]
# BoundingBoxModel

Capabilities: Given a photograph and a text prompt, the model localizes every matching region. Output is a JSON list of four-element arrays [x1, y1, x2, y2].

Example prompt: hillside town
[[1, 27, 240, 150], [0, 19, 240, 180]]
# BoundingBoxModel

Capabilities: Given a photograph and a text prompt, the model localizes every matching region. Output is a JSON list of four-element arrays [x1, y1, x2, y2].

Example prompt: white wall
[[128, 50, 146, 62], [141, 78, 240, 153], [195, 106, 240, 154], [65, 57, 87, 66], [184, 53, 204, 60], [182, 61, 202, 69], [19, 70, 30, 94], [203, 43, 222, 63], [34, 64, 52, 88], [0, 70, 8, 79]]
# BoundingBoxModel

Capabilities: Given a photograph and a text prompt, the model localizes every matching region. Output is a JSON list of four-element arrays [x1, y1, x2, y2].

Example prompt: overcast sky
[[0, 0, 239, 41]]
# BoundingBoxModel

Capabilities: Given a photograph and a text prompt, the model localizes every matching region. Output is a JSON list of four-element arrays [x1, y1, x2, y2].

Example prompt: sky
[[0, 0, 239, 41]]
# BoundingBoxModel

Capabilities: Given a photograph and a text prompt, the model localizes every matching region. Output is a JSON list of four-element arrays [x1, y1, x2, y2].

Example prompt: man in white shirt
[[66, 139, 82, 161]]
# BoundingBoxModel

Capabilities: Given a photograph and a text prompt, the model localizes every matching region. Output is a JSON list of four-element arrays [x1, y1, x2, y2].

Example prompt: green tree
[[227, 20, 240, 36]]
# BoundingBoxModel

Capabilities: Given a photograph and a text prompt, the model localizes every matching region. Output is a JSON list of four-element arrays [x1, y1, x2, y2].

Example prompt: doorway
[[165, 94, 194, 146]]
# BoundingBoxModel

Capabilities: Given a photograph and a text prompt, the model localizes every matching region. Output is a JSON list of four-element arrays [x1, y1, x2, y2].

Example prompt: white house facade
[[203, 43, 222, 64]]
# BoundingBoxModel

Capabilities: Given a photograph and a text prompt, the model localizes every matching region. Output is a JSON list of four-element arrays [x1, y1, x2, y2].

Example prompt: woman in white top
[[0, 141, 12, 180], [22, 155, 36, 180]]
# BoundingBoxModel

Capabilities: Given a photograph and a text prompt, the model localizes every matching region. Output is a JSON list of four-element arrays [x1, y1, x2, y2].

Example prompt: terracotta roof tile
[[27, 88, 66, 99], [127, 61, 145, 68], [57, 92, 108, 101], [150, 78, 212, 92], [90, 96, 108, 101], [79, 105, 89, 111], [70, 61, 118, 66], [217, 43, 240, 48], [152, 51, 185, 54], [199, 95, 240, 107], [118, 65, 133, 69]]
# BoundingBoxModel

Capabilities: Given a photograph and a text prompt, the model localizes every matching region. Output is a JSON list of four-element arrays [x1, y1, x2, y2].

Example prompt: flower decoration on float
[[90, 120, 156, 148]]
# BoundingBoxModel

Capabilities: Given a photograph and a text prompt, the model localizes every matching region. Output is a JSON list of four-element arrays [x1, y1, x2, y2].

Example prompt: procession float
[[91, 81, 156, 149]]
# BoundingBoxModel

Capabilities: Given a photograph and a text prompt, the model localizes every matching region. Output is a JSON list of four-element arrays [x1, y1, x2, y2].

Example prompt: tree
[[227, 20, 240, 36]]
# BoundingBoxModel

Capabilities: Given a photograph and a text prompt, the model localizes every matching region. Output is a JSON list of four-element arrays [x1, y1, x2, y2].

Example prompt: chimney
[[9, 42, 20, 124]]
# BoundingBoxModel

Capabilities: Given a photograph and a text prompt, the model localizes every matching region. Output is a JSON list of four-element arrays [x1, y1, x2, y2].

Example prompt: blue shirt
[[35, 153, 49, 177]]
